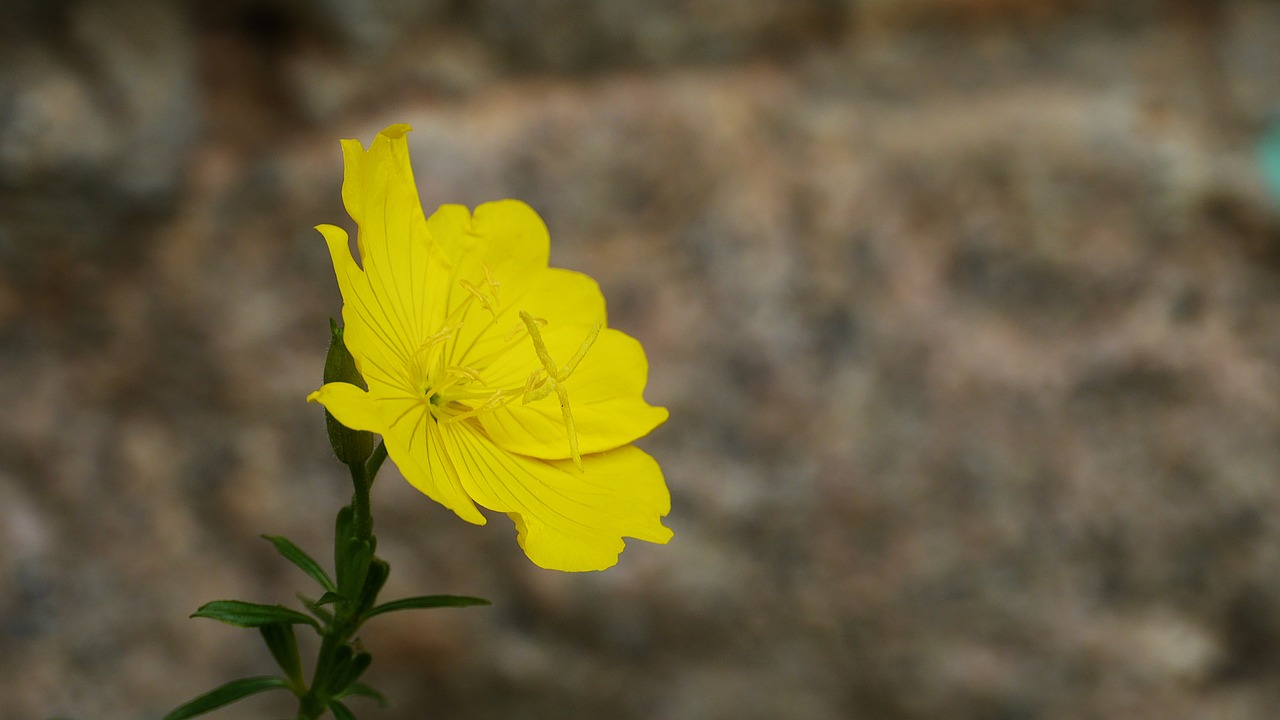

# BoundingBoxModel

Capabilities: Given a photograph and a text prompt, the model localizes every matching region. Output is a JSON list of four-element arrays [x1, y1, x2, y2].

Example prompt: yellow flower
[[307, 125, 672, 571]]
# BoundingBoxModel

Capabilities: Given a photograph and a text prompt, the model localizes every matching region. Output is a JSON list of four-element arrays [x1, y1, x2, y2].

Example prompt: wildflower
[[308, 125, 672, 571]]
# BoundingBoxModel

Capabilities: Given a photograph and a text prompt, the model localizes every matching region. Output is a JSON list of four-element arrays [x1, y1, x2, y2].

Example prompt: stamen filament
[[557, 322, 602, 380], [554, 382, 582, 470]]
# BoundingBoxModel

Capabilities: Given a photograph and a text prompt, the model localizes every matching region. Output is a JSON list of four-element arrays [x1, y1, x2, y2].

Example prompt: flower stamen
[[447, 365, 485, 385], [459, 279, 498, 320], [483, 264, 500, 302], [439, 391, 507, 424], [517, 311, 603, 470]]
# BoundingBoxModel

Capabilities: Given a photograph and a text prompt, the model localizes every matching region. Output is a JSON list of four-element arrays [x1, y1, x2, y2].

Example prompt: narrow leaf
[[334, 505, 354, 577], [192, 600, 318, 630], [329, 700, 357, 720], [338, 682, 388, 707], [262, 535, 336, 592], [316, 591, 347, 607], [337, 538, 374, 600], [328, 651, 372, 695], [259, 623, 303, 686], [312, 643, 351, 696], [357, 559, 390, 614], [363, 595, 490, 621], [299, 593, 334, 625], [163, 676, 290, 720]]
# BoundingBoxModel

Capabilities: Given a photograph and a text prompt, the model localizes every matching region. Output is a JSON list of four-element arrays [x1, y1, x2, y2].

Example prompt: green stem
[[295, 441, 389, 720], [349, 441, 387, 541]]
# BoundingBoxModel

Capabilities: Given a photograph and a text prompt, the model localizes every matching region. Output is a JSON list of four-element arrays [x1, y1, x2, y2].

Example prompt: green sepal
[[163, 676, 291, 720], [192, 600, 319, 630], [259, 623, 304, 687], [323, 320, 375, 467], [262, 534, 336, 593], [329, 700, 358, 720], [338, 682, 388, 707], [357, 558, 391, 614], [362, 594, 491, 622]]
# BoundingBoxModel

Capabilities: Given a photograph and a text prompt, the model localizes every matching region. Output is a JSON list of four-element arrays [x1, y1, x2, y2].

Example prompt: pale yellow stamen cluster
[[417, 269, 601, 469]]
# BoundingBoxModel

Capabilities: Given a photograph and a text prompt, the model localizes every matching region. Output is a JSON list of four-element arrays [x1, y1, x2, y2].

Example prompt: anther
[[447, 365, 485, 385], [459, 279, 498, 319], [520, 369, 546, 403], [483, 265, 500, 301]]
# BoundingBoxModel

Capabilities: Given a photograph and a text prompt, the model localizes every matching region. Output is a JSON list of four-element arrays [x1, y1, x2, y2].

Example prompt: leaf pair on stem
[[165, 443, 488, 720]]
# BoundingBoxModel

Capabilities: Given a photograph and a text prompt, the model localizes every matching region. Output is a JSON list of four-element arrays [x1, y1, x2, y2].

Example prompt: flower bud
[[323, 319, 375, 466]]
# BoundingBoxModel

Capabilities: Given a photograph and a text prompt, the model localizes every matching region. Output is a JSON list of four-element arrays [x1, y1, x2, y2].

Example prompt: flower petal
[[424, 201, 598, 367], [308, 382, 486, 526], [426, 200, 550, 291], [317, 224, 417, 396], [308, 381, 388, 432], [437, 421, 672, 571], [449, 267, 606, 370], [339, 125, 452, 355], [478, 326, 668, 459]]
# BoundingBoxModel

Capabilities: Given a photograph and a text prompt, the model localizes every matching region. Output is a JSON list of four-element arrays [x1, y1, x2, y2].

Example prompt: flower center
[[409, 271, 601, 470]]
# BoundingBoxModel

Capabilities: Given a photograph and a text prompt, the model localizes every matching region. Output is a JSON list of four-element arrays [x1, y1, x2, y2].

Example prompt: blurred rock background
[[5, 0, 1280, 718]]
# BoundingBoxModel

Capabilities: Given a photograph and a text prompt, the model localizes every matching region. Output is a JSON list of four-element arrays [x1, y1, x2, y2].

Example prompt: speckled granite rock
[[6, 1, 1280, 719]]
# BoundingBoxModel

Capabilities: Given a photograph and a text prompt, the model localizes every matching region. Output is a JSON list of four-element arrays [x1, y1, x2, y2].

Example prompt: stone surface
[[5, 1, 1280, 719]]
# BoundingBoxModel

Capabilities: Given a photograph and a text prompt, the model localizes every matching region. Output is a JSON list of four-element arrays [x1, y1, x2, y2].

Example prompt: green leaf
[[163, 676, 290, 720], [338, 682, 388, 707], [335, 504, 355, 544], [328, 651, 372, 695], [333, 506, 355, 582], [192, 600, 319, 630], [316, 591, 347, 607], [262, 535, 336, 593], [328, 700, 358, 720], [337, 538, 374, 600], [357, 558, 390, 614], [299, 593, 335, 625], [311, 642, 351, 696], [362, 595, 491, 621], [259, 623, 303, 686]]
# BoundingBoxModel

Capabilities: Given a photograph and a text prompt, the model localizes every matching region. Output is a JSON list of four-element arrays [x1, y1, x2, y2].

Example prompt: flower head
[[307, 125, 672, 571]]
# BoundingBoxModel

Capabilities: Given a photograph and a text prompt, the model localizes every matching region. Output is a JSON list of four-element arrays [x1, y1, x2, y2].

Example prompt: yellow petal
[[425, 201, 581, 366], [448, 267, 606, 369], [426, 200, 551, 288], [478, 326, 668, 459], [437, 421, 672, 571], [386, 413, 487, 526], [308, 381, 388, 433], [308, 381, 486, 526], [337, 126, 453, 356], [317, 224, 417, 396]]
